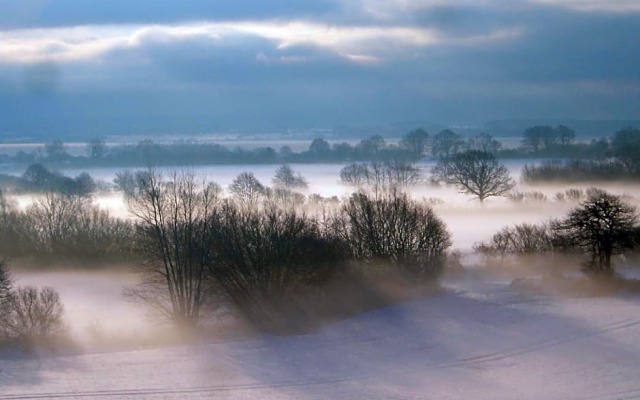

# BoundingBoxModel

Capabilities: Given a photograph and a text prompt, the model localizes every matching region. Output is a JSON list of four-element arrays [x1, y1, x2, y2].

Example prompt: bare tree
[[338, 190, 451, 278], [124, 169, 221, 326], [474, 223, 555, 258], [340, 163, 370, 187], [272, 164, 308, 190], [27, 192, 88, 254], [208, 203, 345, 328], [229, 172, 265, 209], [341, 161, 422, 188], [1, 286, 65, 340], [383, 160, 423, 187], [553, 191, 637, 274], [0, 260, 11, 306], [432, 150, 515, 202]]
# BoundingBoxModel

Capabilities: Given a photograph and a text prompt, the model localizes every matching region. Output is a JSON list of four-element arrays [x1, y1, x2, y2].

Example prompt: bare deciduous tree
[[1, 286, 65, 340], [124, 169, 221, 326], [208, 203, 345, 328], [229, 172, 265, 209], [474, 223, 555, 258], [0, 260, 11, 306], [272, 164, 308, 190], [432, 150, 515, 202], [338, 190, 451, 278], [340, 161, 422, 188], [553, 191, 637, 274]]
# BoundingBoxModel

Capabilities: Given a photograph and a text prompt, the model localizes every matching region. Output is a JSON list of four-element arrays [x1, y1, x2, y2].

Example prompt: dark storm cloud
[[0, 0, 638, 134]]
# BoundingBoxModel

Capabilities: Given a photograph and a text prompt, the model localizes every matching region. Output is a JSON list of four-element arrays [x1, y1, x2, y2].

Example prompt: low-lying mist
[[4, 163, 640, 351]]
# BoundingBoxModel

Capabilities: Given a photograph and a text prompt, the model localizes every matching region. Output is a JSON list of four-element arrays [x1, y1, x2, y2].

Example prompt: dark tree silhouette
[[44, 140, 67, 161], [308, 138, 331, 157], [433, 150, 515, 202], [400, 129, 429, 159], [1, 286, 66, 341], [338, 190, 451, 278], [208, 203, 346, 329], [558, 125, 576, 147], [358, 135, 386, 158], [466, 133, 501, 154], [272, 164, 308, 190], [340, 163, 371, 187], [431, 129, 462, 159], [124, 169, 221, 326], [611, 127, 640, 174], [554, 191, 637, 274], [0, 260, 11, 306], [522, 125, 558, 153], [87, 138, 107, 159]]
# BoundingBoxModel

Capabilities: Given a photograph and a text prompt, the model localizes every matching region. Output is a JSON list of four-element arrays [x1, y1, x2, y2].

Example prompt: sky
[[0, 0, 639, 136]]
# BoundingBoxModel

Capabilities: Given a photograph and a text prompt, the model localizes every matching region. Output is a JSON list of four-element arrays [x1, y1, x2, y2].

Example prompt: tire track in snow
[[0, 376, 355, 399], [434, 317, 640, 369], [2, 316, 638, 399]]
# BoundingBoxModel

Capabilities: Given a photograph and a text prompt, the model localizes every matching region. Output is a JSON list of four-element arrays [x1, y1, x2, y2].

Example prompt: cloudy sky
[[0, 0, 639, 136]]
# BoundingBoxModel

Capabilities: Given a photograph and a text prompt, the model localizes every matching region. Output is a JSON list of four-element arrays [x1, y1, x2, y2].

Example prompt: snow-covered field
[[3, 162, 640, 399], [2, 273, 640, 400]]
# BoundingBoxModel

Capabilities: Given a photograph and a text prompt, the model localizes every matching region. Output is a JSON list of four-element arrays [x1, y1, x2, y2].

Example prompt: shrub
[[474, 223, 555, 257], [522, 160, 633, 183], [209, 203, 348, 327], [0, 286, 66, 344], [508, 191, 547, 203], [338, 190, 451, 278]]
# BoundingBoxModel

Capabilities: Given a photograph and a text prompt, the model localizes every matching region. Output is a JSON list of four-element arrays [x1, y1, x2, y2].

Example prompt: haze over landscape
[[2, 1, 640, 400]]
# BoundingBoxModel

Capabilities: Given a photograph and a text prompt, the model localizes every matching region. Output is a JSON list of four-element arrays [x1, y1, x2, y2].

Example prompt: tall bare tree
[[124, 169, 221, 326], [432, 150, 515, 202]]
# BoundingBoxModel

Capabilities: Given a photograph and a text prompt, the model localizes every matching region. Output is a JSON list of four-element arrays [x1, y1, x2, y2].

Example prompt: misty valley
[[1, 127, 640, 399]]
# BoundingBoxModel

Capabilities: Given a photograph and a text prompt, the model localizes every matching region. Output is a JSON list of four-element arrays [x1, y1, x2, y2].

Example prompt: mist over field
[[2, 0, 640, 398]]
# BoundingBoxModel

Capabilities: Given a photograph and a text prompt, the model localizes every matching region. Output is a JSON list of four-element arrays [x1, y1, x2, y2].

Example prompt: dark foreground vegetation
[[1, 158, 639, 350], [0, 170, 454, 346]]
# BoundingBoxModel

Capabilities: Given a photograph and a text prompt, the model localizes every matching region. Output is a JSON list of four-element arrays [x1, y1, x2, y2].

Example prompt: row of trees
[[341, 151, 515, 203], [123, 171, 452, 329], [4, 125, 639, 170], [0, 164, 98, 196], [0, 189, 135, 261], [521, 128, 640, 182]]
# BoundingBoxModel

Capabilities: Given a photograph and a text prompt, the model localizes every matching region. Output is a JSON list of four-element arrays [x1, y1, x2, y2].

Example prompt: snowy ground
[[2, 272, 640, 400]]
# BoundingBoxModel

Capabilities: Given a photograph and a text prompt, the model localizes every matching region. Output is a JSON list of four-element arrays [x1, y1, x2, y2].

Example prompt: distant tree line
[[522, 127, 640, 182], [2, 125, 637, 171], [0, 163, 99, 196]]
